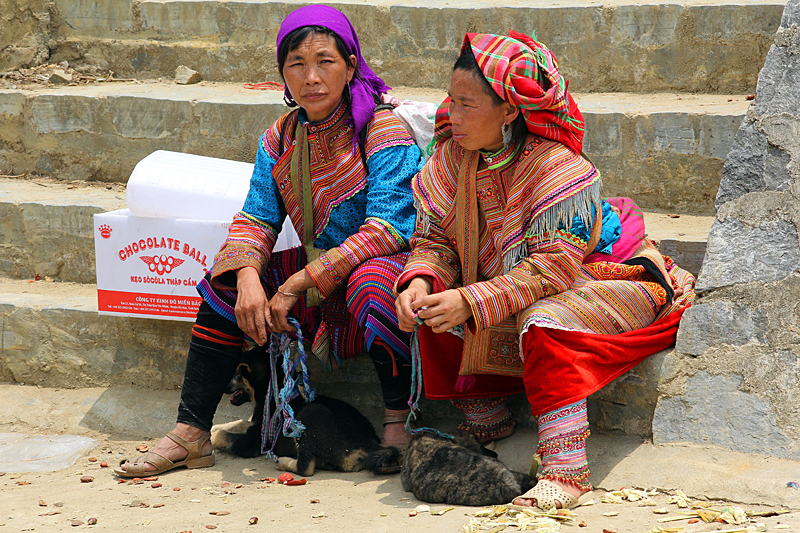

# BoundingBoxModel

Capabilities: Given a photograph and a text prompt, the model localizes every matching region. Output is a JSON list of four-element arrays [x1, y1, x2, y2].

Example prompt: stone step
[[0, 171, 714, 285], [1, 82, 749, 214], [47, 0, 784, 94], [0, 178, 126, 284], [0, 274, 675, 436]]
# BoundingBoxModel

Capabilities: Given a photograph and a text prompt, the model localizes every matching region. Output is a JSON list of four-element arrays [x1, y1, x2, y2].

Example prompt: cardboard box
[[94, 209, 300, 321], [94, 209, 230, 321]]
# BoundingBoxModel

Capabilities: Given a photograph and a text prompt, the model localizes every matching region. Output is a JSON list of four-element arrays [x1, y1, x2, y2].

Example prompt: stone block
[[657, 239, 706, 277], [0, 92, 25, 118], [107, 94, 193, 139], [674, 301, 768, 356], [715, 121, 792, 207], [31, 94, 100, 134], [697, 218, 800, 292], [653, 371, 798, 459], [588, 349, 672, 438], [54, 1, 784, 94], [0, 179, 125, 282], [53, 0, 137, 33]]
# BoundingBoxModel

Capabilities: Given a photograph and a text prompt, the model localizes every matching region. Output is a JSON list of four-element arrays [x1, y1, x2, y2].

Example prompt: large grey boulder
[[653, 0, 800, 460]]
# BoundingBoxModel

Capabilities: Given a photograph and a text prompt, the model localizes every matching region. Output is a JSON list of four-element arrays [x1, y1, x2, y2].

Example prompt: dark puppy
[[398, 430, 536, 506], [211, 348, 400, 476]]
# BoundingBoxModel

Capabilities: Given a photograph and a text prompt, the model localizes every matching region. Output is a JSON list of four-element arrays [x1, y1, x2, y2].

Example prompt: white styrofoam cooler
[[94, 151, 300, 321]]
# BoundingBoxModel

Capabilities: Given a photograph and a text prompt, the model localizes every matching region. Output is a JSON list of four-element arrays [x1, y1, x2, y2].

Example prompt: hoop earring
[[502, 122, 512, 147], [284, 95, 296, 107]]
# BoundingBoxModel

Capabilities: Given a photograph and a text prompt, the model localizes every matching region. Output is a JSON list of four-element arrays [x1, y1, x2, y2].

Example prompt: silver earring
[[345, 81, 352, 102], [502, 122, 512, 147]]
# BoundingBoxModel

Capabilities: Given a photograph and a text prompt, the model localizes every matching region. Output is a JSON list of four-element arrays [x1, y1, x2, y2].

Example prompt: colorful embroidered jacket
[[397, 134, 609, 333], [210, 100, 422, 294]]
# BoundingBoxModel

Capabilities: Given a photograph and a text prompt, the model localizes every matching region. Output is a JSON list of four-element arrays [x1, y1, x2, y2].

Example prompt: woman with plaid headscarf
[[395, 32, 695, 509]]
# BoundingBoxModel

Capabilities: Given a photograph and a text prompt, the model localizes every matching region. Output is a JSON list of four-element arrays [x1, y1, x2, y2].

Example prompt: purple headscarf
[[276, 5, 391, 147]]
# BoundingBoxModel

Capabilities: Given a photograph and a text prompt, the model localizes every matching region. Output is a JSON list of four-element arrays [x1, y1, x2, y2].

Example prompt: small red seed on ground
[[151, 483, 162, 488], [688, 519, 699, 524], [143, 476, 159, 481], [80, 476, 94, 483], [602, 529, 618, 533], [249, 517, 258, 525], [234, 483, 243, 489], [285, 478, 307, 486], [38, 500, 47, 506], [88, 457, 97, 462], [118, 479, 127, 484], [579, 522, 587, 527], [136, 445, 148, 452], [221, 482, 230, 488], [100, 462, 109, 468], [210, 511, 230, 516], [87, 517, 97, 525], [310, 499, 320, 504], [173, 487, 181, 491], [153, 503, 165, 508], [205, 525, 217, 530], [71, 519, 83, 527]]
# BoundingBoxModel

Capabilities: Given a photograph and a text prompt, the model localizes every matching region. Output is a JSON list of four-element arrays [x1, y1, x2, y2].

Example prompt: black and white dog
[[211, 347, 401, 476]]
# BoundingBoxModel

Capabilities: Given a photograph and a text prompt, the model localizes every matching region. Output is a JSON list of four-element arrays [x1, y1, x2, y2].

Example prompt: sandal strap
[[120, 451, 174, 476], [166, 431, 210, 461], [383, 414, 409, 426]]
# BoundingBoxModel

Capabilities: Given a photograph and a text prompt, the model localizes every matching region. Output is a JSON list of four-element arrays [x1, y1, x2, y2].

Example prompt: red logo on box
[[99, 224, 112, 239], [140, 255, 185, 276]]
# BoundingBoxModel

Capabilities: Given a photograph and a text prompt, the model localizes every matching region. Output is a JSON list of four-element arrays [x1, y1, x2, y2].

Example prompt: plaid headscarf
[[434, 31, 585, 154]]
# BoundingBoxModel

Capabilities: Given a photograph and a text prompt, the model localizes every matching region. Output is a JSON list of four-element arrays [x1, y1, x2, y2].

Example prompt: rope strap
[[261, 317, 316, 460]]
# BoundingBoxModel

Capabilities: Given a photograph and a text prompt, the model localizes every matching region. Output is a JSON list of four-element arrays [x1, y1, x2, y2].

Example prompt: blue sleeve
[[365, 143, 423, 245], [568, 199, 622, 254], [241, 141, 287, 234]]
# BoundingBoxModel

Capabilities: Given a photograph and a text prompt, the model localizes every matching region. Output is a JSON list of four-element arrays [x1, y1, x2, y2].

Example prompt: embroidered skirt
[[198, 247, 411, 370]]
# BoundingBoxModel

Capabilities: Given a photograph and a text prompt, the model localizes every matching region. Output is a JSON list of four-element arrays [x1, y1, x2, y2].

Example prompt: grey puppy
[[398, 430, 536, 506]]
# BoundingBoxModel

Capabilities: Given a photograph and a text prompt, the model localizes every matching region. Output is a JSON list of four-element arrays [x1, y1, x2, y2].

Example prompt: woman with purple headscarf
[[117, 5, 422, 478]]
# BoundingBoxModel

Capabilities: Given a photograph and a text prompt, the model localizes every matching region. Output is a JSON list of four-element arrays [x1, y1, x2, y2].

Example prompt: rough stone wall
[[653, 0, 800, 460], [0, 0, 54, 71]]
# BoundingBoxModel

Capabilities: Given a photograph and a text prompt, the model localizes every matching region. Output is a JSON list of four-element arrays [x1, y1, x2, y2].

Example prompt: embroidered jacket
[[211, 100, 422, 294], [396, 134, 604, 333]]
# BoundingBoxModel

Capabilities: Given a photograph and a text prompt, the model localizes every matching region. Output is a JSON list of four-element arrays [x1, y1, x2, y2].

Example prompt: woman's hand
[[396, 277, 433, 332], [414, 289, 473, 334], [235, 266, 273, 345], [269, 269, 317, 333]]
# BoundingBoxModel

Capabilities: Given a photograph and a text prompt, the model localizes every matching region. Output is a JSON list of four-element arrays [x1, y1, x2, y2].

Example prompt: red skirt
[[419, 307, 686, 415]]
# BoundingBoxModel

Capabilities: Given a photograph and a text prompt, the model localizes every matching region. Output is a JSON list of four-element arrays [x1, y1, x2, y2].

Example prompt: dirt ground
[[2, 384, 800, 533]]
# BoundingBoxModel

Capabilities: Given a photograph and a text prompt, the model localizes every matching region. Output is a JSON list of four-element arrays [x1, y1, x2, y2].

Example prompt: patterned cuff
[[305, 248, 353, 297], [210, 246, 267, 289]]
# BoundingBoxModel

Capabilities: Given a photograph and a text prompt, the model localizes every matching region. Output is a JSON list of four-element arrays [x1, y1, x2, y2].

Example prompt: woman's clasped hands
[[235, 267, 318, 344], [396, 277, 473, 333]]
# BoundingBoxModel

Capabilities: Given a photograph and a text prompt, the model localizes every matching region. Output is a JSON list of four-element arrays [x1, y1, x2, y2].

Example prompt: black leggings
[[176, 302, 413, 431]]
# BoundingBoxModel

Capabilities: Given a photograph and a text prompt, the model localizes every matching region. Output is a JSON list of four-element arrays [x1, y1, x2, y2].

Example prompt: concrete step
[[48, 0, 784, 94], [1, 82, 750, 214], [0, 274, 678, 437], [0, 178, 126, 284], [0, 172, 714, 284]]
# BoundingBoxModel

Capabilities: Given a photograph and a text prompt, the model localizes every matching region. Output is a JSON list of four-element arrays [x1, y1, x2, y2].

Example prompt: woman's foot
[[512, 479, 590, 509], [118, 423, 212, 474], [460, 420, 515, 444], [382, 408, 414, 448]]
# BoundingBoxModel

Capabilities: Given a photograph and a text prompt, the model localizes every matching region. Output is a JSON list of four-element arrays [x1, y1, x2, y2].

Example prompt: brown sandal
[[114, 431, 214, 478]]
